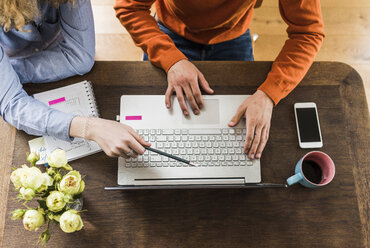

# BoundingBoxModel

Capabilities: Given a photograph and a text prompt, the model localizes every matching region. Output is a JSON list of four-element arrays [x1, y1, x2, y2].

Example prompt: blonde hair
[[0, 0, 74, 32]]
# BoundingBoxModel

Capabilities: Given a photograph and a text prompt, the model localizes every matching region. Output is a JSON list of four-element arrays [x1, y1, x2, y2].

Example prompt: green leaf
[[37, 199, 48, 211], [62, 163, 73, 171], [73, 193, 82, 200], [38, 228, 51, 245]]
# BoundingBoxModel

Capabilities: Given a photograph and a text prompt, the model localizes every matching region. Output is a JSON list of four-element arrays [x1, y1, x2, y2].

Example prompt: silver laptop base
[[105, 183, 287, 190]]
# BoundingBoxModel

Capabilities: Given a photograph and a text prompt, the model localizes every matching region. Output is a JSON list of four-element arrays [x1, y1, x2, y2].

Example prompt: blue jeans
[[143, 21, 254, 61]]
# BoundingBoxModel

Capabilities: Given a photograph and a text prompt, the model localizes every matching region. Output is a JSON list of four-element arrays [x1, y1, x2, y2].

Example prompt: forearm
[[258, 33, 323, 104], [70, 116, 99, 141], [10, 48, 93, 84], [258, 0, 325, 105], [0, 47, 75, 141], [3, 95, 75, 140], [69, 116, 102, 141], [114, 0, 186, 72], [69, 116, 87, 139]]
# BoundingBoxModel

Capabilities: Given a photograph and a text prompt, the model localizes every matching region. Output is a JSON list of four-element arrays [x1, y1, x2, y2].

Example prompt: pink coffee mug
[[287, 151, 335, 188]]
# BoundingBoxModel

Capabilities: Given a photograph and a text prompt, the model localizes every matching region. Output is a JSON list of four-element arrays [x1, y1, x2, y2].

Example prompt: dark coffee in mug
[[287, 151, 335, 188], [302, 160, 322, 184]]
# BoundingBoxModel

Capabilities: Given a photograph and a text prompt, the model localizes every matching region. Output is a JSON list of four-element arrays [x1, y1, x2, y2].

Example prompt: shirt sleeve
[[10, 0, 95, 84], [114, 0, 187, 72], [258, 0, 325, 105], [0, 46, 75, 141]]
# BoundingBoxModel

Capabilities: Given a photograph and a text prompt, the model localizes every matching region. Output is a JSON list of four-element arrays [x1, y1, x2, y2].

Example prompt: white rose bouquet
[[10, 149, 86, 245]]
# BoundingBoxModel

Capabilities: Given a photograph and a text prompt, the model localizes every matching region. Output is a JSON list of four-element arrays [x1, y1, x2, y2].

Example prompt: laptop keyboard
[[124, 128, 254, 168]]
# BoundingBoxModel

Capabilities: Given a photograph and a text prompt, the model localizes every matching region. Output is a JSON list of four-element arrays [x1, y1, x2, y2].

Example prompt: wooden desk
[[1, 62, 369, 247]]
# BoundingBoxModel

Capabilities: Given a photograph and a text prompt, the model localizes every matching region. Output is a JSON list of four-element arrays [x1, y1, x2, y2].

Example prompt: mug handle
[[287, 172, 303, 186]]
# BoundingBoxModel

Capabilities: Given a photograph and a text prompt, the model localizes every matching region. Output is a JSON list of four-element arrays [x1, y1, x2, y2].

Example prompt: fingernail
[[166, 104, 170, 108], [184, 111, 188, 115], [250, 154, 255, 159], [256, 153, 261, 158], [194, 109, 199, 115], [228, 121, 234, 126]]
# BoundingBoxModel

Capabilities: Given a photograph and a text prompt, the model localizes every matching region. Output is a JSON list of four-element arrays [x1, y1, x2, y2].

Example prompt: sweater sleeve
[[258, 0, 325, 105], [114, 0, 187, 72]]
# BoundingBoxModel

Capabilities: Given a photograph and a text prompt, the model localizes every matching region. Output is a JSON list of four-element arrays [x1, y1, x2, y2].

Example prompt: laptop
[[106, 95, 286, 190]]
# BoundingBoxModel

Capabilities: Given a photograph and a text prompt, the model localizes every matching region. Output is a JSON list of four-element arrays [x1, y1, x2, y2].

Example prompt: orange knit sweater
[[114, 0, 325, 104]]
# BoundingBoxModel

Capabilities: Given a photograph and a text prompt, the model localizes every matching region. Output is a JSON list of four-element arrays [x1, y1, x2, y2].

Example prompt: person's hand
[[70, 117, 150, 158], [228, 90, 274, 159], [166, 59, 214, 115], [88, 118, 150, 158]]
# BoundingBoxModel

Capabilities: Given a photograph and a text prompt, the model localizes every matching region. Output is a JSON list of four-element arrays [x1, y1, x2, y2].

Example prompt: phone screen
[[296, 108, 321, 142]]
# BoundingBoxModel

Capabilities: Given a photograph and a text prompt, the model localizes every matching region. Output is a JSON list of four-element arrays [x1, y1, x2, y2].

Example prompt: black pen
[[143, 145, 197, 167]]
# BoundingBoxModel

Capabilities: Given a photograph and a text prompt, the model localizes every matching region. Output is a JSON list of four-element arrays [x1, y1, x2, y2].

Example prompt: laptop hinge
[[134, 178, 245, 185]]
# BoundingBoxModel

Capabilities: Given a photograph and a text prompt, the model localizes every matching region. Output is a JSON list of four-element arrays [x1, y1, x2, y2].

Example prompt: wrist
[[84, 117, 98, 140], [69, 116, 94, 140], [256, 90, 274, 107], [167, 59, 188, 74]]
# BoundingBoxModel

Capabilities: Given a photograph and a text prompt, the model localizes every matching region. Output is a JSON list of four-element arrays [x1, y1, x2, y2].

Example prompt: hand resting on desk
[[70, 117, 150, 158]]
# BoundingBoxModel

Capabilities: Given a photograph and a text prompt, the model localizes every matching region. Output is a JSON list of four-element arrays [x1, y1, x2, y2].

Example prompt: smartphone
[[294, 102, 323, 148]]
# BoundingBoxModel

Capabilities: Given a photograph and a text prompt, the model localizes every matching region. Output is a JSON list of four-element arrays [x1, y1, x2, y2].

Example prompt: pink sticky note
[[49, 97, 66, 106], [125, 115, 142, 120]]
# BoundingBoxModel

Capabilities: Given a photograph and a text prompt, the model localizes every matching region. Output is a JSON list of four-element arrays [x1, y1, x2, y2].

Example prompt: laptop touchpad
[[182, 99, 220, 124]]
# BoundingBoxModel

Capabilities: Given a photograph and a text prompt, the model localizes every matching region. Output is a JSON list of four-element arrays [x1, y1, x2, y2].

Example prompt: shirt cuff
[[159, 48, 188, 73], [46, 110, 75, 142], [258, 78, 290, 106]]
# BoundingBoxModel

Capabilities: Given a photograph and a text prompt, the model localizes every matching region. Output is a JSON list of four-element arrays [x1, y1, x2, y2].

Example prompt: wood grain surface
[[1, 61, 368, 248], [0, 119, 15, 247]]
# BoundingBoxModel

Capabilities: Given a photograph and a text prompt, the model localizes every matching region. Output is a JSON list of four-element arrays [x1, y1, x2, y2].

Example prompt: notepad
[[33, 81, 102, 163]]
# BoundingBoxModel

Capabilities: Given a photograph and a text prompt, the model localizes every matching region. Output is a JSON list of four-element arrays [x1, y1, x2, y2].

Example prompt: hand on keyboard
[[228, 90, 273, 159], [166, 59, 214, 116], [84, 118, 151, 158]]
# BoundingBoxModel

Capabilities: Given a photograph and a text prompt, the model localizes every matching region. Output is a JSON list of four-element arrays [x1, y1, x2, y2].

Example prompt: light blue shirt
[[0, 0, 95, 141]]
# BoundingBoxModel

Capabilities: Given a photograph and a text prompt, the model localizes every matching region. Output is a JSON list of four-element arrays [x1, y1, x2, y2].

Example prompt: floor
[[0, 0, 369, 246]]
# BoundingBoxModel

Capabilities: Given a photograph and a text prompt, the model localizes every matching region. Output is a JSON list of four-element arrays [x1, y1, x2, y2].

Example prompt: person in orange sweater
[[114, 0, 325, 159]]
